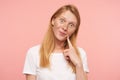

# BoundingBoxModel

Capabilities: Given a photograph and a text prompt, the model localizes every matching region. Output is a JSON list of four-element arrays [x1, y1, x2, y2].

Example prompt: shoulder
[[77, 47, 86, 53], [28, 44, 41, 52], [77, 47, 87, 58], [26, 44, 41, 56]]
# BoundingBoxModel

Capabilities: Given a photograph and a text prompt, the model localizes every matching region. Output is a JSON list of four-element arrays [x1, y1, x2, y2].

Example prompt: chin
[[57, 37, 67, 42]]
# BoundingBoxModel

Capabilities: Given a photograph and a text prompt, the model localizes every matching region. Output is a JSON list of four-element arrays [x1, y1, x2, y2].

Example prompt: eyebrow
[[59, 16, 66, 20]]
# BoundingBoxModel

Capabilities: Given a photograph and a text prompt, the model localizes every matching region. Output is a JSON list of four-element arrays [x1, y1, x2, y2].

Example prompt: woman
[[23, 4, 89, 80]]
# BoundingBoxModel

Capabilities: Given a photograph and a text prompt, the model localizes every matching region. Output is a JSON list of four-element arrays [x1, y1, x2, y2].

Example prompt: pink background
[[0, 0, 120, 80]]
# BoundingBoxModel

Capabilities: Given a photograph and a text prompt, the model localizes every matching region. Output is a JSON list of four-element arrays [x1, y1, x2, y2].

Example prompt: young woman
[[23, 4, 89, 80]]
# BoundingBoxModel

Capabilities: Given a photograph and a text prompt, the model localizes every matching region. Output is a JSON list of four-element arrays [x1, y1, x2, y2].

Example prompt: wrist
[[75, 63, 84, 72], [75, 62, 83, 68]]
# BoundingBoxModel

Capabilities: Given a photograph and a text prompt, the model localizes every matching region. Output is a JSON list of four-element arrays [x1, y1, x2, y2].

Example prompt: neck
[[53, 39, 65, 53]]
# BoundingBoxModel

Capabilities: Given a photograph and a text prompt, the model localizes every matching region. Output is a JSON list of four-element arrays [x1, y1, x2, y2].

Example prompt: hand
[[63, 36, 82, 67]]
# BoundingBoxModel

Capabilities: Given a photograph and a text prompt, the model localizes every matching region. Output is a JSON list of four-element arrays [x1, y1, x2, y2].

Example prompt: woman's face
[[52, 10, 77, 42]]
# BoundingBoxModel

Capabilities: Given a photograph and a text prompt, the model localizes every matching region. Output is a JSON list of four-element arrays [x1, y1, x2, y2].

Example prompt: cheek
[[52, 22, 61, 33], [54, 21, 62, 28], [53, 21, 59, 28], [68, 29, 76, 37], [52, 25, 60, 34]]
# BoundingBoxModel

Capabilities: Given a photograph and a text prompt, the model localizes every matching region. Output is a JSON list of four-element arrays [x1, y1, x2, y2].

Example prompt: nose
[[62, 24, 68, 31]]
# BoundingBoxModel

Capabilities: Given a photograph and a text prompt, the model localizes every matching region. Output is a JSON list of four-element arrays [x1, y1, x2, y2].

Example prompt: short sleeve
[[78, 48, 89, 73], [23, 48, 37, 75]]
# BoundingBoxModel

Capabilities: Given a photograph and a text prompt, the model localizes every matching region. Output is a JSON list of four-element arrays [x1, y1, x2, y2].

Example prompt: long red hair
[[39, 4, 81, 73]]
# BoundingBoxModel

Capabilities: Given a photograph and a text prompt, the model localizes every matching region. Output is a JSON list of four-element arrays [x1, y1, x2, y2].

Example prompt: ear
[[51, 18, 55, 26]]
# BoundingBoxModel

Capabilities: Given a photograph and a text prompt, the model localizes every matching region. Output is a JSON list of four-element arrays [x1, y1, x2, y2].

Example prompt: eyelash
[[59, 18, 76, 28], [69, 23, 76, 28], [69, 23, 74, 27], [60, 19, 65, 23]]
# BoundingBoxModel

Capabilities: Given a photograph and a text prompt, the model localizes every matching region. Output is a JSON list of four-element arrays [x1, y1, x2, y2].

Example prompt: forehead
[[58, 11, 77, 23]]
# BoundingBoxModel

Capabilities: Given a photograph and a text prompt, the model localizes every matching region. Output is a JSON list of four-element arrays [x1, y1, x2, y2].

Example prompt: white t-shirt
[[23, 45, 89, 80]]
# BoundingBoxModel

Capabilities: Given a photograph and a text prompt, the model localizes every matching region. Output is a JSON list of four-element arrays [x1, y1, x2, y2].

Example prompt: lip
[[59, 31, 67, 36]]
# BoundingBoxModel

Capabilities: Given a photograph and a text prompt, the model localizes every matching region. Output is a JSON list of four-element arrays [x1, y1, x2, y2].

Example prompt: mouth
[[59, 31, 67, 36]]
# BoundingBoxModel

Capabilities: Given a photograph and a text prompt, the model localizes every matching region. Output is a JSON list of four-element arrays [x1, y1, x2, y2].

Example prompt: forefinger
[[67, 36, 73, 48]]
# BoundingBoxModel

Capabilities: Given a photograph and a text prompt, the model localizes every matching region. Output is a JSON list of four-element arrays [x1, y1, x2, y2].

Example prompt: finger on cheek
[[67, 36, 73, 48]]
